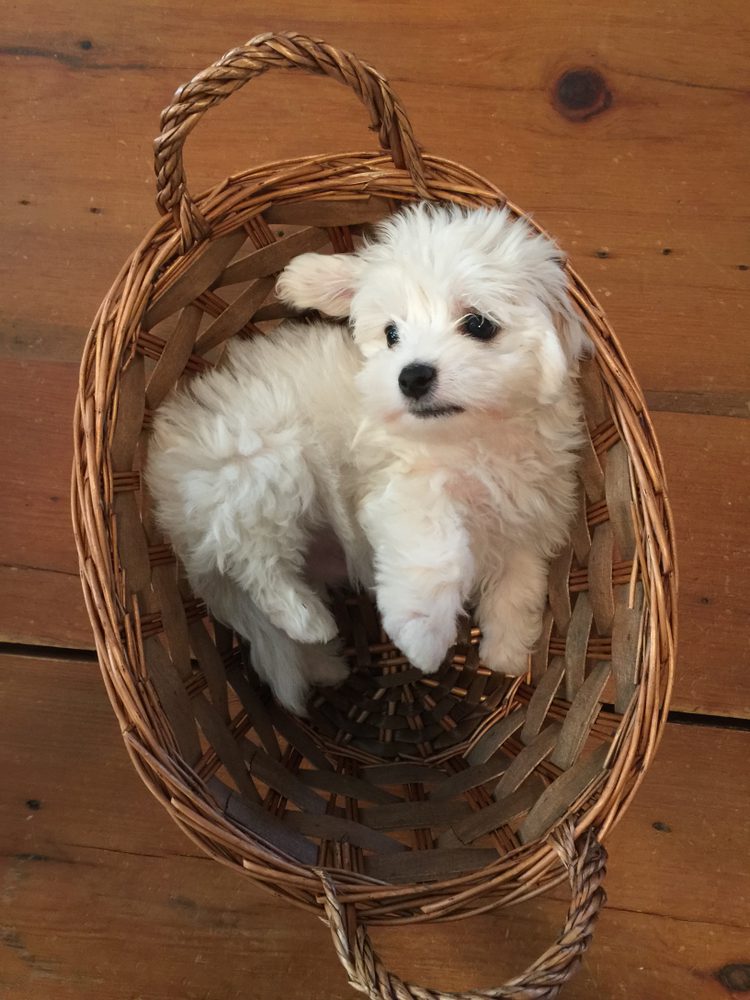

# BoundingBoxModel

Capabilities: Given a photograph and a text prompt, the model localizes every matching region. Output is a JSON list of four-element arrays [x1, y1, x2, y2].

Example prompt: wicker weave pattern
[[72, 32, 676, 997], [155, 33, 430, 249], [320, 823, 607, 999]]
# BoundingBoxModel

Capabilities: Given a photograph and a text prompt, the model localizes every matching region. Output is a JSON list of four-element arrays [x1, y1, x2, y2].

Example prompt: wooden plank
[[0, 565, 91, 648], [653, 413, 750, 717], [1, 653, 749, 999], [0, 361, 80, 578], [1, 854, 747, 1000], [0, 653, 193, 854], [0, 359, 93, 648]]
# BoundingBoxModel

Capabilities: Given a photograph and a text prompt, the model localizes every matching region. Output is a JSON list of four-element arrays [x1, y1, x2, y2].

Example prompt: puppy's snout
[[399, 362, 437, 400]]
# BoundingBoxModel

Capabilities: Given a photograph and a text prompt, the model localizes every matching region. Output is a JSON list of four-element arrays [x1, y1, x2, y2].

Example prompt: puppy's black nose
[[399, 362, 437, 400]]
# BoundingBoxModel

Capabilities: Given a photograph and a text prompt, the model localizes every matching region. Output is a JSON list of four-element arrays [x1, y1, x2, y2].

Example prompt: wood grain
[[654, 412, 750, 717], [1, 653, 748, 999], [0, 360, 92, 648]]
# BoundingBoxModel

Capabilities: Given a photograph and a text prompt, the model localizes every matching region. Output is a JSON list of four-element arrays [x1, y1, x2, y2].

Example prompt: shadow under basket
[[72, 32, 677, 1000]]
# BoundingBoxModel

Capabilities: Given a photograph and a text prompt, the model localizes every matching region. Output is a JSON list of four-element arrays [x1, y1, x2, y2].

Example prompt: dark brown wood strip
[[191, 695, 260, 804], [612, 582, 645, 714], [296, 769, 403, 804], [112, 491, 151, 594], [548, 545, 573, 634], [588, 521, 615, 634], [283, 812, 408, 854], [564, 592, 593, 701], [144, 303, 203, 408], [605, 441, 637, 561], [519, 744, 611, 845], [143, 231, 247, 329], [530, 606, 554, 683], [521, 658, 565, 744], [550, 663, 612, 770], [194, 276, 275, 354], [150, 563, 193, 677], [429, 753, 512, 801], [215, 227, 330, 287], [264, 197, 393, 228], [579, 424, 606, 502], [207, 779, 318, 865], [227, 664, 282, 761], [446, 777, 545, 845], [110, 353, 145, 470], [191, 621, 230, 723], [142, 636, 201, 765], [494, 725, 561, 798], [359, 798, 472, 831], [579, 356, 609, 428], [242, 745, 328, 815], [570, 488, 592, 564], [266, 705, 334, 772], [465, 708, 526, 766], [364, 847, 499, 884], [360, 762, 445, 784]]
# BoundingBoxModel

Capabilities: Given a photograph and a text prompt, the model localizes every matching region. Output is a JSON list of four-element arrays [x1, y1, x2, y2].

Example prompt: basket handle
[[154, 31, 431, 251], [318, 823, 607, 1000]]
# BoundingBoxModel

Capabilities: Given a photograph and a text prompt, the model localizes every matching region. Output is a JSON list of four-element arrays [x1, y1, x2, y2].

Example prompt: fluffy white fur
[[147, 204, 589, 714]]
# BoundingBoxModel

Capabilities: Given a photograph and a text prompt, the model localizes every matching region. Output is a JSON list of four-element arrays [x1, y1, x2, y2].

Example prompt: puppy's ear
[[554, 302, 592, 365], [537, 306, 591, 405], [528, 229, 591, 362], [537, 328, 570, 405], [276, 252, 364, 318]]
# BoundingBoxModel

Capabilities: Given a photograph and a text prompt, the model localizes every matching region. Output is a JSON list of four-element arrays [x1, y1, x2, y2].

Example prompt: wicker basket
[[72, 32, 677, 999]]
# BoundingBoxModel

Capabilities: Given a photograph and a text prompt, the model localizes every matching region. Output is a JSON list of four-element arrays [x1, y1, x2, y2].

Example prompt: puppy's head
[[277, 204, 589, 429]]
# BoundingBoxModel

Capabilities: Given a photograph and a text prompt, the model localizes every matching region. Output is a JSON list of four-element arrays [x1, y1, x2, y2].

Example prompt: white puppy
[[147, 204, 588, 714]]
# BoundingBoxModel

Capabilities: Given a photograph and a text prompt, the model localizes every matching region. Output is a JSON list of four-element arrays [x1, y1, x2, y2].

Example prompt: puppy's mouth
[[409, 402, 465, 419]]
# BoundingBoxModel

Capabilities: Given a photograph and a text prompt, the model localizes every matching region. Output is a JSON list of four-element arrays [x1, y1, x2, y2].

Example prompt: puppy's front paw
[[479, 632, 530, 677], [389, 614, 457, 674]]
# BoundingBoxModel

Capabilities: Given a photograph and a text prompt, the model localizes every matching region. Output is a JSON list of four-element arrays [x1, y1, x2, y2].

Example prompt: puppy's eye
[[385, 323, 399, 347], [461, 313, 498, 341]]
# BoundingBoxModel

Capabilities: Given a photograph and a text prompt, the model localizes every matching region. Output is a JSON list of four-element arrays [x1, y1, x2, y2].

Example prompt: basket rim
[[71, 148, 677, 919]]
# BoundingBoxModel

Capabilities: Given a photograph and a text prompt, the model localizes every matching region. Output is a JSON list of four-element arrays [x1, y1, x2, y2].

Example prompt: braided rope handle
[[154, 31, 430, 250], [318, 823, 607, 1000]]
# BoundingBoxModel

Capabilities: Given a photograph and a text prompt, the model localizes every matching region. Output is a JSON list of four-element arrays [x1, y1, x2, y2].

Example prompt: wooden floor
[[1, 1, 748, 997]]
